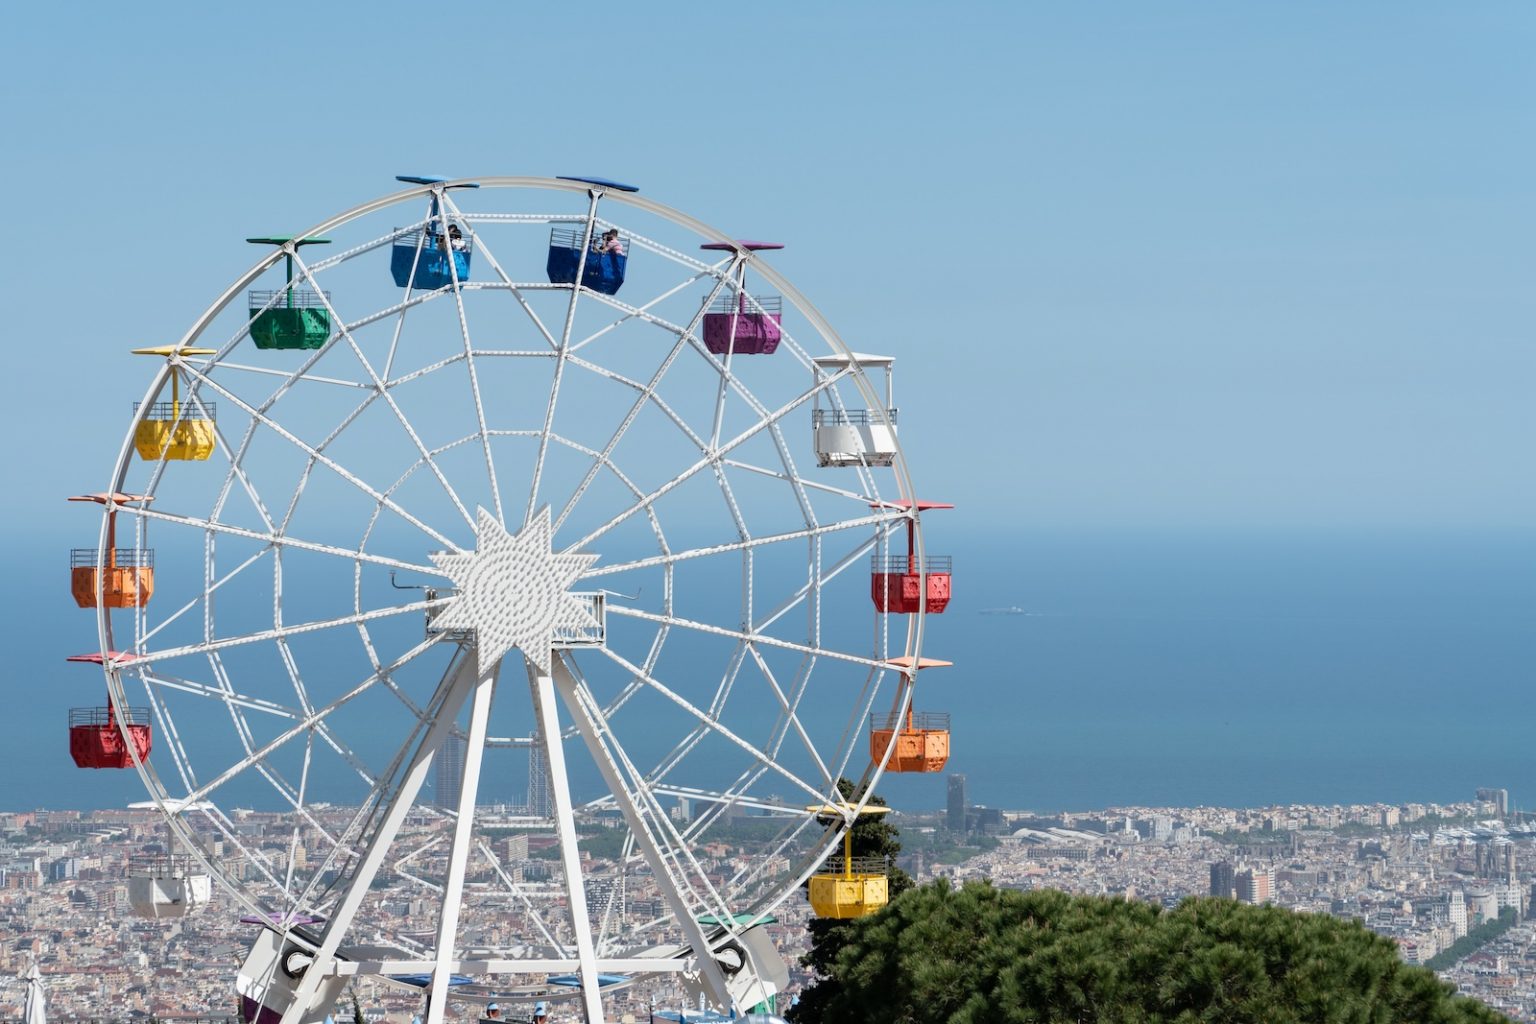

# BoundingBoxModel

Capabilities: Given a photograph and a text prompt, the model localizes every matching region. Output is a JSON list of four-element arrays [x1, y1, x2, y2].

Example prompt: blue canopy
[[556, 175, 639, 193], [391, 973, 474, 988], [547, 973, 629, 987], [396, 175, 482, 188]]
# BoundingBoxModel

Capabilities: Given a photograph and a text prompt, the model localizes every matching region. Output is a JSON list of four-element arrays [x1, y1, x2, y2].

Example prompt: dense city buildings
[[3, 791, 1534, 1022]]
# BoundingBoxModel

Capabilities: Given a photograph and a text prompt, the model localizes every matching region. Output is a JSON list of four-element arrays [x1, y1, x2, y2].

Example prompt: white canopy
[[810, 352, 894, 369]]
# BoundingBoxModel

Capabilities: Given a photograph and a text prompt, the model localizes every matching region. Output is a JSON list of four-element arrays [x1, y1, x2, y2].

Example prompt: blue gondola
[[391, 175, 479, 290], [391, 230, 472, 290], [546, 228, 627, 295]]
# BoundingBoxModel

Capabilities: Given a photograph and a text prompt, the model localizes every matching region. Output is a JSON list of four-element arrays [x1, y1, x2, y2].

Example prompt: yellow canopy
[[805, 802, 891, 817], [131, 346, 218, 357]]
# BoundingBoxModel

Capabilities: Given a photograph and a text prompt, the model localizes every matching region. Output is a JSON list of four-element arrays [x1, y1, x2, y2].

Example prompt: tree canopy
[[790, 880, 1509, 1024]]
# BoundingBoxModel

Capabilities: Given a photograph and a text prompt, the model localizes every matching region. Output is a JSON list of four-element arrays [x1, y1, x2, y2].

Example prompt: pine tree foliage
[[791, 881, 1510, 1024]]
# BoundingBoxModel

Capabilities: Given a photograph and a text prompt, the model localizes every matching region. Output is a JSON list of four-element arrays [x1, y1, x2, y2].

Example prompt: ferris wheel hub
[[429, 507, 600, 674]]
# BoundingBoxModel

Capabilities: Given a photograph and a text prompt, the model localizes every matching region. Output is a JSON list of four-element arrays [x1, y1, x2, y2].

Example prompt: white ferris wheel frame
[[85, 177, 936, 1024]]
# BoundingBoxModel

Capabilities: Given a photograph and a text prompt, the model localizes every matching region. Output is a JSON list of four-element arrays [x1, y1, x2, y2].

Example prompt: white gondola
[[811, 353, 897, 467], [127, 854, 211, 918]]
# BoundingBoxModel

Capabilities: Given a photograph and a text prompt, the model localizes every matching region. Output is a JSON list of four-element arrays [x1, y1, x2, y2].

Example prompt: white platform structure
[[79, 177, 940, 1024], [127, 855, 212, 918], [811, 354, 898, 467]]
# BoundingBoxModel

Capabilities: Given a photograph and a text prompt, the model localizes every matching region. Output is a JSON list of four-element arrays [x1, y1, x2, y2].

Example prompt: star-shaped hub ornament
[[429, 507, 600, 675]]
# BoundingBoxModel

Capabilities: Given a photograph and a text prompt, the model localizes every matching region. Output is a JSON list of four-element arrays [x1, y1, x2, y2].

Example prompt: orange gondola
[[871, 656, 954, 773], [68, 493, 154, 608]]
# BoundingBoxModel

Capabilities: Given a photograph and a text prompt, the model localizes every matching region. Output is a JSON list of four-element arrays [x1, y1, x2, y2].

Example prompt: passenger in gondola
[[532, 1001, 550, 1024], [599, 228, 623, 255], [448, 224, 468, 251]]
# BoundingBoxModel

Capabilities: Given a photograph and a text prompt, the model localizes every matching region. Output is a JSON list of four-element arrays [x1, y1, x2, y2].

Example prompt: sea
[[12, 530, 1535, 816]]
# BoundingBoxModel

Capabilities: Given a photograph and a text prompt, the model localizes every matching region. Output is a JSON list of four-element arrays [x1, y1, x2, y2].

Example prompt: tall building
[[528, 739, 552, 818], [947, 774, 968, 833], [586, 875, 626, 920], [1448, 890, 1468, 938], [1235, 865, 1274, 905], [1210, 861, 1236, 899], [1467, 889, 1500, 926], [1476, 788, 1510, 817], [436, 732, 466, 810]]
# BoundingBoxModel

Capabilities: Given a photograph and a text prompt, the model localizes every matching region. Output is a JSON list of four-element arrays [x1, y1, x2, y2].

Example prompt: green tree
[[792, 778, 912, 1024], [792, 881, 1510, 1024], [1426, 908, 1518, 971]]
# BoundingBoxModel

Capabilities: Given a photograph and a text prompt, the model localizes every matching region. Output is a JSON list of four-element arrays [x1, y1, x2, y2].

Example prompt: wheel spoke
[[132, 600, 437, 667], [178, 362, 461, 549], [293, 249, 478, 532], [594, 645, 837, 807], [525, 190, 601, 527], [552, 268, 736, 533]]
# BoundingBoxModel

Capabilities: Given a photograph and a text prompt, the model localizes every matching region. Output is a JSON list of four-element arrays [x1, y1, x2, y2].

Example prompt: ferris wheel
[[67, 176, 954, 1024]]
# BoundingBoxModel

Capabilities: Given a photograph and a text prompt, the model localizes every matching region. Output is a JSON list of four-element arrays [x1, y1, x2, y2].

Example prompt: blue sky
[[1, 5, 1533, 809], [4, 3, 1532, 537]]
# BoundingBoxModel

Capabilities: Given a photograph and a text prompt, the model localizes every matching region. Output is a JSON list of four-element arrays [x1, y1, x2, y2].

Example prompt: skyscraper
[[436, 732, 466, 810], [528, 738, 552, 818], [1210, 861, 1236, 899], [1236, 865, 1274, 905], [946, 773, 968, 833]]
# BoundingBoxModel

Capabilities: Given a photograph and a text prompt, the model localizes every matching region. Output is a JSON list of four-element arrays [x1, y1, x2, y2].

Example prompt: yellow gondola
[[807, 803, 892, 919], [131, 347, 217, 461]]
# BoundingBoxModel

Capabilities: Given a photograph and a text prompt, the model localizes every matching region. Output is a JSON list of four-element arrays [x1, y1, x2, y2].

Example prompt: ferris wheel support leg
[[529, 657, 607, 1024], [277, 650, 480, 1024], [427, 658, 499, 1024], [550, 655, 735, 1012]]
